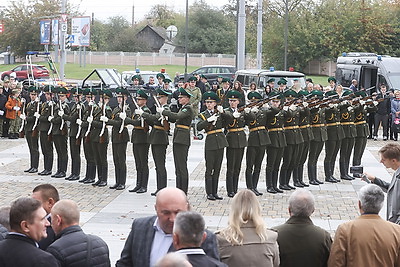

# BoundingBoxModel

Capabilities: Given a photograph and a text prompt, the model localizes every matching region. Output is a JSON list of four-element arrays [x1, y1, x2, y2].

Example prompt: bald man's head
[[51, 200, 80, 235]]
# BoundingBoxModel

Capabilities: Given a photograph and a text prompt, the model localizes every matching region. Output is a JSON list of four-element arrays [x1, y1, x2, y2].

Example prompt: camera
[[350, 165, 363, 175]]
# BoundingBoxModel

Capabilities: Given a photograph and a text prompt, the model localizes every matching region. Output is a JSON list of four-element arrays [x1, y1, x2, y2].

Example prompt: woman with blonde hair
[[216, 189, 280, 267]]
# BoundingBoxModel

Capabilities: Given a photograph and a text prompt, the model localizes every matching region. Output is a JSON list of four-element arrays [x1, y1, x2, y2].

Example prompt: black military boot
[[279, 169, 291, 190], [266, 171, 277, 194], [206, 179, 216, 200], [340, 161, 353, 180], [324, 162, 337, 183], [308, 164, 320, 185], [272, 170, 283, 193], [286, 169, 296, 189], [293, 168, 304, 188]]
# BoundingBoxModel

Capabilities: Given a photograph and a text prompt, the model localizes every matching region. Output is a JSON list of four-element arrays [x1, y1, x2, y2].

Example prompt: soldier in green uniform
[[125, 89, 151, 193], [37, 85, 54, 176], [159, 87, 194, 194], [267, 78, 275, 90], [216, 78, 231, 108], [225, 90, 255, 197], [185, 76, 202, 115], [50, 87, 70, 178], [277, 78, 288, 93], [62, 87, 83, 181], [338, 88, 356, 180], [90, 89, 113, 187], [107, 88, 131, 190], [197, 91, 230, 200], [131, 75, 143, 90], [308, 90, 327, 185], [265, 91, 287, 193], [245, 91, 271, 196], [140, 88, 171, 196], [324, 90, 345, 183], [352, 91, 378, 167], [79, 88, 97, 184], [21, 86, 40, 173]]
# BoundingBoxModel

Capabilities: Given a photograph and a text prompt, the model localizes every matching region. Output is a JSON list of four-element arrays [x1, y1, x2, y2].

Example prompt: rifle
[[19, 98, 26, 133], [237, 94, 280, 112], [130, 93, 149, 132], [118, 98, 127, 134], [153, 94, 170, 131], [99, 87, 107, 138], [47, 87, 54, 139]]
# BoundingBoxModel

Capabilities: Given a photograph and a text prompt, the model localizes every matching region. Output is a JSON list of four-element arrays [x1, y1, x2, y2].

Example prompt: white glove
[[156, 107, 164, 114], [13, 106, 20, 111], [216, 105, 224, 113], [244, 107, 251, 114], [19, 114, 26, 120], [302, 102, 308, 108], [58, 110, 64, 117], [262, 103, 269, 109], [233, 111, 241, 118], [289, 104, 297, 111], [170, 98, 177, 105], [76, 118, 82, 125], [34, 112, 40, 118], [119, 112, 127, 120], [98, 102, 103, 108], [0, 110, 4, 116], [347, 106, 353, 111], [343, 100, 349, 105], [87, 116, 93, 123], [373, 101, 378, 106], [76, 104, 81, 110], [251, 106, 259, 113], [34, 97, 40, 102], [88, 101, 94, 106], [100, 115, 109, 122], [48, 116, 53, 122], [21, 98, 26, 103], [48, 101, 53, 106], [135, 109, 144, 116], [207, 114, 218, 122], [333, 103, 338, 108], [283, 106, 289, 111], [359, 100, 365, 105]]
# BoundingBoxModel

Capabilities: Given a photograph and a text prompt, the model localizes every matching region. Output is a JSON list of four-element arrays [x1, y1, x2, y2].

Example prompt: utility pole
[[59, 0, 66, 81], [256, 0, 262, 69], [284, 0, 288, 71], [237, 0, 246, 70], [184, 0, 188, 80], [132, 3, 135, 26]]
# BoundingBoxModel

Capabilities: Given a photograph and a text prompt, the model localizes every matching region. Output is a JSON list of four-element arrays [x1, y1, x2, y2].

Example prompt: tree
[[145, 4, 181, 28]]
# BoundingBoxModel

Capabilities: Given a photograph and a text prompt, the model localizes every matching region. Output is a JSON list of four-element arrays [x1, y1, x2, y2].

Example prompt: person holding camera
[[363, 143, 400, 224]]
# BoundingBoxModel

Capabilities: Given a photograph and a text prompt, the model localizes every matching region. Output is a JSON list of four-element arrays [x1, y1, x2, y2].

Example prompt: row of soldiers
[[18, 80, 378, 200]]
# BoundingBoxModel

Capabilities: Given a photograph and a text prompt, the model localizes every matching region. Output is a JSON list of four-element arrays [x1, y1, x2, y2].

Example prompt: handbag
[[393, 117, 400, 133]]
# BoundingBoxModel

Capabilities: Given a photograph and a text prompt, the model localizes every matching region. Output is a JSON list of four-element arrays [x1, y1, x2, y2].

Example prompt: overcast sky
[[68, 0, 230, 23]]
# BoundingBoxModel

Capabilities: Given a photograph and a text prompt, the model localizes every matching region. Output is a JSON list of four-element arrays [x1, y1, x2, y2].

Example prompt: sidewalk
[[0, 135, 393, 264]]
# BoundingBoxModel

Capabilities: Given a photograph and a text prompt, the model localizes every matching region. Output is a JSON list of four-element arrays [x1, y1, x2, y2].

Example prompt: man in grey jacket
[[364, 143, 400, 224]]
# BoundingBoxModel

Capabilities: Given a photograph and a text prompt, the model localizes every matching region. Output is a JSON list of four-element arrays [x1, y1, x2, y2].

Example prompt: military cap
[[200, 74, 207, 79], [298, 89, 311, 99], [342, 89, 353, 97], [354, 90, 367, 98], [116, 87, 129, 96], [131, 75, 141, 81], [70, 87, 82, 95], [311, 90, 324, 99], [11, 88, 20, 94], [188, 76, 197, 82], [217, 75, 224, 79], [327, 76, 336, 83], [226, 90, 242, 100], [269, 91, 283, 100], [28, 86, 40, 94], [202, 91, 220, 102], [211, 81, 219, 85], [247, 91, 262, 100], [156, 88, 172, 97], [283, 89, 297, 98], [306, 78, 313, 83], [178, 87, 192, 98], [43, 85, 55, 93], [103, 89, 113, 98], [324, 90, 338, 97], [222, 78, 230, 83], [163, 78, 172, 83], [267, 78, 275, 83], [156, 73, 165, 79], [277, 78, 287, 85], [82, 88, 92, 96], [57, 87, 68, 95], [136, 89, 148, 100]]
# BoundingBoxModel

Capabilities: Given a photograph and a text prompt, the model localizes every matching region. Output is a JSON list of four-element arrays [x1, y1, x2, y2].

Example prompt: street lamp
[[184, 0, 188, 81]]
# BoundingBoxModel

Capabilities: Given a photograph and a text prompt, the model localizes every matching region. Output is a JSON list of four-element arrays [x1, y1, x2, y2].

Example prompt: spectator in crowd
[[0, 206, 10, 241], [32, 184, 59, 249], [173, 72, 181, 87], [116, 187, 219, 267], [373, 84, 391, 141], [363, 143, 400, 224], [263, 84, 272, 98], [156, 253, 192, 267], [173, 211, 226, 267], [328, 184, 400, 267], [391, 90, 400, 141], [5, 88, 22, 139], [273, 189, 332, 267], [0, 197, 59, 267], [0, 85, 7, 137], [306, 82, 313, 93], [305, 78, 313, 85], [216, 189, 279, 267], [46, 199, 111, 266], [349, 79, 358, 92]]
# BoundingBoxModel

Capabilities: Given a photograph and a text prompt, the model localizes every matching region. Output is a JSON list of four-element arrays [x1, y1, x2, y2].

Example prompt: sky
[[68, 0, 231, 23]]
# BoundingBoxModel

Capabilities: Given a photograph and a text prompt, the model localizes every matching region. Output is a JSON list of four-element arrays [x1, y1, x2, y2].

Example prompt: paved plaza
[[0, 131, 393, 264]]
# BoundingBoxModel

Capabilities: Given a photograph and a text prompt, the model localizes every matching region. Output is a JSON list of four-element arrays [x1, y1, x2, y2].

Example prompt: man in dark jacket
[[0, 197, 59, 267], [47, 199, 110, 266], [373, 84, 391, 141], [0, 86, 7, 137]]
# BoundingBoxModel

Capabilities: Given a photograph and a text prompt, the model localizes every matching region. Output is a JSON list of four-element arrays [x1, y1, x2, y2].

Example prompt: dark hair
[[174, 211, 205, 246], [0, 206, 11, 231], [10, 197, 42, 231], [33, 184, 60, 202]]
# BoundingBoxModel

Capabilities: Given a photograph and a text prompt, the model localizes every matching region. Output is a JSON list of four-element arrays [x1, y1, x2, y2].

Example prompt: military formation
[[6, 73, 380, 200]]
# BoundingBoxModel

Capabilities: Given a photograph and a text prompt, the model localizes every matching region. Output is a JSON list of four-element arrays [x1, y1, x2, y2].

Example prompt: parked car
[[1, 64, 50, 81], [179, 65, 237, 83]]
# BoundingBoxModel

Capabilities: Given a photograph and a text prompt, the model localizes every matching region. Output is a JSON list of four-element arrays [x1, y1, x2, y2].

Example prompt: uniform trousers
[[226, 147, 244, 194], [92, 140, 108, 182], [152, 144, 168, 191], [53, 134, 68, 173], [69, 136, 81, 175], [324, 139, 342, 177], [113, 142, 127, 185], [353, 136, 367, 166], [173, 143, 189, 193], [39, 131, 53, 171], [245, 146, 266, 189], [205, 148, 224, 195], [339, 137, 354, 176], [26, 130, 39, 169]]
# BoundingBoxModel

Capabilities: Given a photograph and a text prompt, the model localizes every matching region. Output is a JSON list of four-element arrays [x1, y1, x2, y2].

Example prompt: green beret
[[136, 89, 148, 100], [188, 76, 197, 82], [283, 89, 297, 98], [328, 76, 336, 83], [57, 87, 68, 95], [202, 91, 220, 102], [103, 89, 113, 98], [247, 91, 262, 100], [156, 73, 165, 79], [354, 90, 367, 98], [178, 87, 192, 98], [222, 78, 230, 83], [132, 75, 141, 81], [28, 86, 40, 93], [163, 78, 172, 83], [277, 78, 287, 85], [156, 88, 172, 97], [342, 89, 353, 97], [226, 90, 242, 100], [267, 78, 275, 83], [43, 85, 55, 93], [324, 90, 338, 97]]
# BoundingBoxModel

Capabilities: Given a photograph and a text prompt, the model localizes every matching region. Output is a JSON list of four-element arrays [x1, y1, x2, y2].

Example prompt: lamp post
[[184, 0, 188, 81]]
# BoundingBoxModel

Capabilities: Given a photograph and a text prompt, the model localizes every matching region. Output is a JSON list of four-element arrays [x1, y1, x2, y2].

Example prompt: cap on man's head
[[328, 76, 336, 83], [178, 87, 192, 98], [136, 89, 148, 100], [247, 91, 262, 101], [226, 90, 241, 100], [202, 91, 220, 102], [156, 88, 172, 97], [277, 78, 287, 85], [156, 73, 165, 79], [188, 76, 197, 82]]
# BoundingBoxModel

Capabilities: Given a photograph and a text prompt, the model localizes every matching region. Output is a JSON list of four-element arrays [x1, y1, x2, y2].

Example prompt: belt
[[227, 128, 244, 133], [176, 124, 190, 130], [134, 126, 145, 130], [249, 126, 266, 132], [311, 124, 325, 128], [207, 129, 223, 134], [354, 120, 367, 125], [154, 125, 166, 131], [341, 122, 354, 125], [326, 122, 340, 127], [299, 124, 310, 129], [268, 127, 283, 132], [284, 126, 299, 130]]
